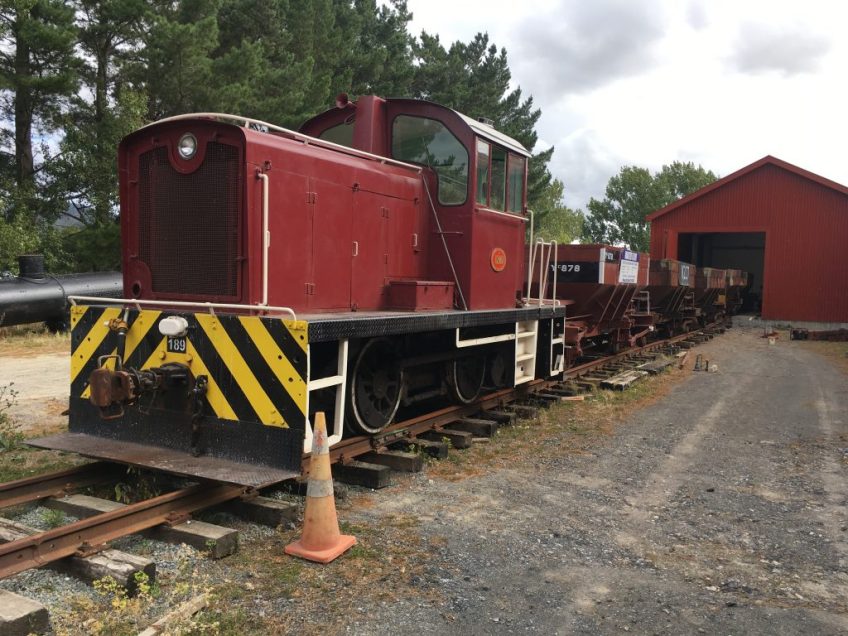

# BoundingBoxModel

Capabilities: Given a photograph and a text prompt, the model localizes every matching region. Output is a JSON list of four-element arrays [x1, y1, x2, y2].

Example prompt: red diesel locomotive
[[35, 96, 567, 486]]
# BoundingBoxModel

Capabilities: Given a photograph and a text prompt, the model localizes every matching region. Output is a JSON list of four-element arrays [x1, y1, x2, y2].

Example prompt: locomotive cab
[[301, 96, 531, 311]]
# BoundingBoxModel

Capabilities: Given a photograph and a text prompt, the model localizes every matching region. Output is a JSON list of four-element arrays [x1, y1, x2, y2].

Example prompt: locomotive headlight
[[177, 133, 197, 160], [159, 316, 189, 337]]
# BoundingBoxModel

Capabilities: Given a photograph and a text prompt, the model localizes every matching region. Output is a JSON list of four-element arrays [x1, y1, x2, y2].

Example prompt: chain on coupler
[[189, 375, 208, 457]]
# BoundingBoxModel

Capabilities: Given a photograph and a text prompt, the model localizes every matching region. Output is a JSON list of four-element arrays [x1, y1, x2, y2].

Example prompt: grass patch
[[41, 507, 66, 529], [195, 508, 440, 634], [0, 324, 69, 356], [0, 446, 84, 482], [426, 365, 689, 481], [0, 381, 83, 480], [795, 339, 848, 376], [52, 545, 216, 635]]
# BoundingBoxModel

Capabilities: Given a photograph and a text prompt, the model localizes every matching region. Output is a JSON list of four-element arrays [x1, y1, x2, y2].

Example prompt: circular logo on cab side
[[491, 247, 507, 272]]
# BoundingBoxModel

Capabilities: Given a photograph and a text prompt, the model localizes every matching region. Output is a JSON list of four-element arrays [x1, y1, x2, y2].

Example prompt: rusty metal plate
[[27, 433, 298, 488]]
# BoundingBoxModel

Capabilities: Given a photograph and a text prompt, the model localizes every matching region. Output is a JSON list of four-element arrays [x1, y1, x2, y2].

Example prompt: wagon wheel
[[349, 338, 403, 434], [447, 355, 486, 404]]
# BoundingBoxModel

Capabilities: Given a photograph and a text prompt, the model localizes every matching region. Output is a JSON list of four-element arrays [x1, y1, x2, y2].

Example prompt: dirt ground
[[0, 352, 69, 436], [0, 327, 846, 635], [0, 326, 70, 436]]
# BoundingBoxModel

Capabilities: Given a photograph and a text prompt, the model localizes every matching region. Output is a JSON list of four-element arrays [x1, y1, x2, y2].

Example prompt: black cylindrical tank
[[0, 256, 122, 330]]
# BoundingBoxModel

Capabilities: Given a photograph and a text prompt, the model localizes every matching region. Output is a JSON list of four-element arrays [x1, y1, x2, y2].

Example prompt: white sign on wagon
[[618, 250, 639, 284]]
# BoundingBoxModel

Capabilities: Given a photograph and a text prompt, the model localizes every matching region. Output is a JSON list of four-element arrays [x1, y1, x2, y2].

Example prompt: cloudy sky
[[404, 0, 848, 209]]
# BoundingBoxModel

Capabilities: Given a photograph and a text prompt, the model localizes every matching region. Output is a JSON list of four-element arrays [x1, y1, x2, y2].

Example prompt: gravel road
[[341, 328, 848, 635]]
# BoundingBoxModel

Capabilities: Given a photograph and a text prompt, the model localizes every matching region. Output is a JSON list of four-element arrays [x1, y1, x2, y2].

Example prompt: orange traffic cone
[[285, 412, 356, 563]]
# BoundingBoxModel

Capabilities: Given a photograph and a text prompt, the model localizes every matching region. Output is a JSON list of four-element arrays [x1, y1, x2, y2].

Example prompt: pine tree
[[340, 0, 414, 97], [51, 0, 147, 226], [410, 32, 553, 210], [0, 0, 77, 215], [136, 0, 219, 120]]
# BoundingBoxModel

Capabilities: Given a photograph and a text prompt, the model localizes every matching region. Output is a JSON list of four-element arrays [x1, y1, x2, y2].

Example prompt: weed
[[338, 520, 368, 535], [406, 442, 437, 465], [41, 507, 66, 529], [348, 542, 380, 560], [271, 559, 304, 591], [0, 383, 23, 451], [113, 467, 163, 504]]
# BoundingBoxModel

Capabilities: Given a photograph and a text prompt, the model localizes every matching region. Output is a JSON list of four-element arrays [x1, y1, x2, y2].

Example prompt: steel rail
[[0, 462, 124, 510], [0, 482, 244, 580], [318, 323, 723, 467]]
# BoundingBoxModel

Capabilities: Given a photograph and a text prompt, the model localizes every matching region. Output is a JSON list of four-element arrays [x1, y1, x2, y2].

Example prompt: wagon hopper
[[693, 266, 727, 325], [635, 258, 698, 336], [546, 244, 652, 361], [723, 269, 748, 315]]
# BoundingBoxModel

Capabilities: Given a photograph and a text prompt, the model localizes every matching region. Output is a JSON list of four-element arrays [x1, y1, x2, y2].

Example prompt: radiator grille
[[137, 143, 241, 298]]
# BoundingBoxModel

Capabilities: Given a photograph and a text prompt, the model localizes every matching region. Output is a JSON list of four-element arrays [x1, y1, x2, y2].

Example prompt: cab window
[[507, 155, 526, 213], [490, 146, 507, 211], [318, 122, 354, 147], [476, 139, 490, 205], [392, 115, 468, 205]]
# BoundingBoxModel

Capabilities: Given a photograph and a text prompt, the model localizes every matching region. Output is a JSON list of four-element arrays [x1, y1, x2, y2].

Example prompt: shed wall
[[650, 164, 848, 322]]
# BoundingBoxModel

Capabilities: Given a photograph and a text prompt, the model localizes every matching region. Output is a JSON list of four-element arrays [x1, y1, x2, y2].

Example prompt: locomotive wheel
[[350, 338, 403, 434], [447, 355, 486, 404], [488, 352, 507, 387]]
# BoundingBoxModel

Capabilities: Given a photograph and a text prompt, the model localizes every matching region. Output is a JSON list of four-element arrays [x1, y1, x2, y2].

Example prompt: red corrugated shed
[[648, 156, 848, 323]]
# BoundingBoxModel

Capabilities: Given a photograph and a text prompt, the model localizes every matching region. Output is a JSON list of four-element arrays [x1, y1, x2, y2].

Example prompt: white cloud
[[403, 0, 848, 206], [729, 22, 830, 76], [512, 0, 668, 99]]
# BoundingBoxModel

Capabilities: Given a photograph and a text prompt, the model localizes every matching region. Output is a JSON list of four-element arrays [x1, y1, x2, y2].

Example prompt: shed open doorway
[[677, 232, 765, 312]]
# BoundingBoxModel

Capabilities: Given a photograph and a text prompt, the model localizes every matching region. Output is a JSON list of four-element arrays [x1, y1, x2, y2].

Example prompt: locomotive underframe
[[32, 303, 565, 487]]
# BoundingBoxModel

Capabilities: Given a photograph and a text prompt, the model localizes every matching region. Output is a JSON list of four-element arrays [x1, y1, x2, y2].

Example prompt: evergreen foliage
[[0, 0, 78, 218], [0, 0, 695, 275]]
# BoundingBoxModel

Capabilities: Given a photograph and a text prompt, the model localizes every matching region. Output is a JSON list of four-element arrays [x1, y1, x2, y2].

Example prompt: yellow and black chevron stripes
[[70, 307, 309, 429], [79, 310, 162, 399], [70, 306, 122, 385]]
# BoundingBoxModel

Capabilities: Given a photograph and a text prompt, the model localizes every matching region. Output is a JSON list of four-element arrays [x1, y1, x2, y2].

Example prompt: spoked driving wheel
[[447, 355, 486, 404], [349, 338, 404, 434]]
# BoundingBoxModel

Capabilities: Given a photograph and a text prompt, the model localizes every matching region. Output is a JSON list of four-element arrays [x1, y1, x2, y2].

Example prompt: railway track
[[0, 322, 724, 584], [323, 322, 725, 468]]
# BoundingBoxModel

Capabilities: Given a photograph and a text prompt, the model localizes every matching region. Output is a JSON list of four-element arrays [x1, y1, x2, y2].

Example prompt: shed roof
[[647, 155, 848, 222]]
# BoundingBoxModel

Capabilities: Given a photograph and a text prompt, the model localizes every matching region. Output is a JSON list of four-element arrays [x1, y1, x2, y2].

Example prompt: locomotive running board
[[27, 433, 299, 488]]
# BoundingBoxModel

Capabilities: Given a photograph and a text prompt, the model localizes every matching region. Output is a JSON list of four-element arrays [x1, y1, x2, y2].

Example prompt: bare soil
[[0, 352, 69, 435]]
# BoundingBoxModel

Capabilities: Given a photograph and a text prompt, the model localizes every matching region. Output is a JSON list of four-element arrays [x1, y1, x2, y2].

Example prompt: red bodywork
[[547, 244, 651, 357], [119, 97, 529, 313]]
